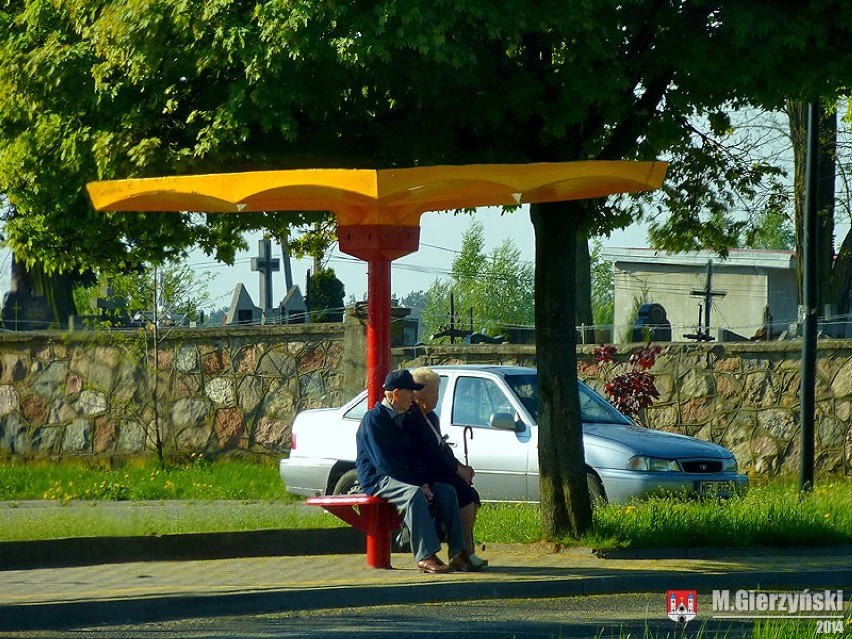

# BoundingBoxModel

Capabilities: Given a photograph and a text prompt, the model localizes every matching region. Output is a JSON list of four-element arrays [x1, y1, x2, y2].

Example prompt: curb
[[0, 528, 365, 570], [5, 527, 851, 569]]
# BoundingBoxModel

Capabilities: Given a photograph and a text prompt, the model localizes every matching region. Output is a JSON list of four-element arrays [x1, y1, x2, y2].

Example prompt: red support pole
[[367, 258, 391, 407], [338, 224, 420, 407], [364, 500, 396, 569]]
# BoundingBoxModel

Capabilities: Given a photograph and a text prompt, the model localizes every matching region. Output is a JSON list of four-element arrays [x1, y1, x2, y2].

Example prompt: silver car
[[280, 365, 748, 503]]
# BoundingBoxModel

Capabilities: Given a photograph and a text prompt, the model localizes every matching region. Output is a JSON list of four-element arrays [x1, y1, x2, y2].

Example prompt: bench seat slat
[[306, 494, 386, 507], [306, 493, 402, 568]]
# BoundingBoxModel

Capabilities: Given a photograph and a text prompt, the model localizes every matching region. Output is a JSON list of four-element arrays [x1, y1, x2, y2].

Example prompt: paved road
[[0, 593, 765, 639]]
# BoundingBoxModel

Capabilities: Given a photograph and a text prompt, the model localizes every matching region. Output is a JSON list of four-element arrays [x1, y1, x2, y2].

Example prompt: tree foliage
[[0, 0, 332, 278], [744, 209, 797, 251], [646, 112, 791, 257], [73, 260, 214, 322], [398, 290, 426, 320], [590, 240, 614, 328], [307, 268, 345, 323], [421, 221, 534, 339], [594, 344, 661, 422]]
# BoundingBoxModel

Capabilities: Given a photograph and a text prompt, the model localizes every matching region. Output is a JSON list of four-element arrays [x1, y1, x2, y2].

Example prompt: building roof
[[601, 247, 796, 270]]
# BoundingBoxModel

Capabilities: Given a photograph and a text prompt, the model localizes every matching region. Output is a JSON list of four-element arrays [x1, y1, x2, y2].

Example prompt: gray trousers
[[373, 476, 464, 562]]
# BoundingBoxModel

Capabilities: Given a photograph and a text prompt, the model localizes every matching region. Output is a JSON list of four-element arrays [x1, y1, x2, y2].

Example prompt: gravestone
[[279, 286, 309, 324], [225, 283, 260, 326], [0, 290, 53, 331], [93, 280, 130, 325]]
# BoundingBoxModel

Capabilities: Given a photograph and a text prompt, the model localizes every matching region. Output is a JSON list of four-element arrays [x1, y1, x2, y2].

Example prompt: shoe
[[449, 552, 480, 572], [417, 555, 453, 573], [468, 553, 489, 570]]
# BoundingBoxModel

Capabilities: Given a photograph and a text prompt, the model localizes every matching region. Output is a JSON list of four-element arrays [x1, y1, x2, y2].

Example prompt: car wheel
[[333, 469, 363, 495], [587, 472, 607, 506]]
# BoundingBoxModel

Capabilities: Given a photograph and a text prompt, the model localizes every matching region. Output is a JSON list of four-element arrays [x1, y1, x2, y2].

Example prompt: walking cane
[[463, 426, 473, 467]]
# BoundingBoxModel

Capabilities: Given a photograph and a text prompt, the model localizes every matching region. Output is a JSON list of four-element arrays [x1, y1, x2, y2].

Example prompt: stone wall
[[0, 318, 363, 463], [1, 314, 851, 478], [396, 341, 852, 477], [605, 341, 852, 478]]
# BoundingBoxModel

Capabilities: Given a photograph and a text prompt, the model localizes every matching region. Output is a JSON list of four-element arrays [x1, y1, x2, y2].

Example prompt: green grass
[[0, 500, 345, 541], [0, 455, 296, 502], [475, 502, 544, 543], [1, 461, 851, 549], [474, 477, 852, 549], [583, 477, 852, 551], [594, 621, 721, 638], [591, 617, 852, 639]]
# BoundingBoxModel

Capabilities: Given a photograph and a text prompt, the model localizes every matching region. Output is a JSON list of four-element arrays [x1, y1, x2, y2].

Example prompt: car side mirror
[[491, 412, 524, 432]]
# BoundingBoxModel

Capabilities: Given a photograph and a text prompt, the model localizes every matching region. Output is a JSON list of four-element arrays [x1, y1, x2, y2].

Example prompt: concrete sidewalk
[[1, 542, 850, 632]]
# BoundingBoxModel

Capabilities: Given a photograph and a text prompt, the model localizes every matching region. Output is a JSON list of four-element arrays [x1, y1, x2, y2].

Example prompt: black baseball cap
[[383, 370, 425, 391]]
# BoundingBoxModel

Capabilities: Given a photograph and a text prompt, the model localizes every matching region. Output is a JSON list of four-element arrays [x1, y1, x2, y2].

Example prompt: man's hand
[[456, 464, 475, 485], [421, 483, 434, 501]]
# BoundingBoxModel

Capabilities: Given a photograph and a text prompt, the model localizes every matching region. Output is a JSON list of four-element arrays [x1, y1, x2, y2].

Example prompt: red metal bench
[[306, 494, 402, 569]]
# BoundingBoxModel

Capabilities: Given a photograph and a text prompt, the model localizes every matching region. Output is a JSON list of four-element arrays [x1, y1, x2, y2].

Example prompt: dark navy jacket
[[407, 408, 459, 483], [355, 402, 426, 494]]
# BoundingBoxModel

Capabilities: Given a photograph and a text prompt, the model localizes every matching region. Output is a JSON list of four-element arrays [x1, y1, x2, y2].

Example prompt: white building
[[602, 248, 799, 343]]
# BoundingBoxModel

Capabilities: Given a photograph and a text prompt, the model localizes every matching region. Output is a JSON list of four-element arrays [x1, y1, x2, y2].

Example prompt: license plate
[[698, 480, 736, 497]]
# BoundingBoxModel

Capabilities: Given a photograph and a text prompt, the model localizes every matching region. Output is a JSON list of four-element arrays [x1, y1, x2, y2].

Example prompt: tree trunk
[[788, 99, 807, 307], [31, 264, 77, 329], [1, 257, 76, 330], [530, 200, 593, 539], [787, 99, 837, 316], [574, 236, 593, 344], [816, 105, 836, 317], [832, 230, 852, 318]]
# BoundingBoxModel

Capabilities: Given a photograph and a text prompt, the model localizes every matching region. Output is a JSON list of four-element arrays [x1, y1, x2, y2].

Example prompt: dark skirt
[[444, 475, 481, 508]]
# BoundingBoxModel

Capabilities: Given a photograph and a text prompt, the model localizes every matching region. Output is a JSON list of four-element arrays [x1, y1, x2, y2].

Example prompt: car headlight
[[627, 456, 681, 472], [722, 456, 738, 473]]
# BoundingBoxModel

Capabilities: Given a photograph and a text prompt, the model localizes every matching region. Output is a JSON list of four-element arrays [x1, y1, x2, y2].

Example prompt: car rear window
[[343, 396, 369, 421]]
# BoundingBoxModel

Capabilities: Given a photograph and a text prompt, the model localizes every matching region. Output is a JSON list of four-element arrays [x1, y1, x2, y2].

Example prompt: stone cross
[[251, 238, 280, 323], [10, 299, 21, 331], [687, 259, 727, 342], [93, 279, 128, 318]]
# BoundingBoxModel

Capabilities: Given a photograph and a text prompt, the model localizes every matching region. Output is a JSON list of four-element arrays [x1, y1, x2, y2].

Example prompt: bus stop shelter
[[87, 161, 667, 405]]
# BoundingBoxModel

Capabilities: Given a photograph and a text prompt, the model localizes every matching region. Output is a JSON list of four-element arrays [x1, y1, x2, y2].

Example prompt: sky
[[1, 203, 844, 317], [0, 204, 646, 314], [191, 206, 649, 313]]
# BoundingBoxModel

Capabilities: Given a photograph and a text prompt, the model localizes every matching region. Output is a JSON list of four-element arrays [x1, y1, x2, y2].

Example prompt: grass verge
[[474, 477, 852, 550], [592, 617, 852, 639], [1, 462, 851, 549], [584, 477, 852, 550], [0, 456, 295, 502], [0, 501, 344, 541]]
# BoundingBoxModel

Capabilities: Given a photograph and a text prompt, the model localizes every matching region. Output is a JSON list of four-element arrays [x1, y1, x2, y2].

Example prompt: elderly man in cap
[[355, 369, 469, 573]]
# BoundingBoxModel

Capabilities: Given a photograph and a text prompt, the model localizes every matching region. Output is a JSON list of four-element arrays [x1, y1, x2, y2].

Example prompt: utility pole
[[450, 292, 456, 344], [281, 231, 294, 292], [800, 100, 819, 492], [151, 266, 163, 468]]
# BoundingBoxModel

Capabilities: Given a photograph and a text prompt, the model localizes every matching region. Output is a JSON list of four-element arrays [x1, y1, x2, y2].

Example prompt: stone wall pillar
[[343, 306, 368, 397]]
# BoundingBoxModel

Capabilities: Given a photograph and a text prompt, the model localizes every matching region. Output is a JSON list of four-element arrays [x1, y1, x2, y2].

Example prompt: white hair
[[411, 367, 439, 387]]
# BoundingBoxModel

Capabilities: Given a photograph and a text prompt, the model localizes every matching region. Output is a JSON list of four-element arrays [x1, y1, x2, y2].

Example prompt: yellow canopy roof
[[87, 161, 667, 227]]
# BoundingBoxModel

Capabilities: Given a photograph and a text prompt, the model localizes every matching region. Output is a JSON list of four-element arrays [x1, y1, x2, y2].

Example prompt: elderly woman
[[409, 367, 488, 570]]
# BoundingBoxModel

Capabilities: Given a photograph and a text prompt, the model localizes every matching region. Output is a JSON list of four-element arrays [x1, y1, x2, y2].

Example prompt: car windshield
[[504, 373, 632, 425]]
